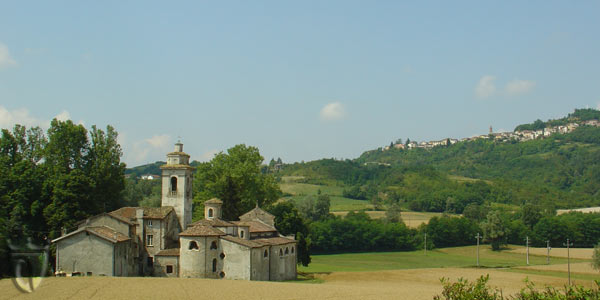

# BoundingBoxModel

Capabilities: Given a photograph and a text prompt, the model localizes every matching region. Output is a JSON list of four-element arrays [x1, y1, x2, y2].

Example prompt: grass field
[[298, 245, 588, 273], [279, 178, 373, 211]]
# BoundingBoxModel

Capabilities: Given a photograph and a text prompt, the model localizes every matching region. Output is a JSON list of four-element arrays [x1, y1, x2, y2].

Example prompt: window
[[240, 230, 244, 238], [279, 249, 283, 256], [147, 234, 153, 246], [264, 250, 268, 258], [291, 247, 294, 254], [210, 241, 217, 250], [147, 257, 153, 267], [166, 265, 173, 274], [212, 259, 217, 272], [188, 241, 199, 250], [208, 208, 213, 218], [148, 220, 153, 227], [170, 177, 177, 196], [285, 247, 289, 255], [220, 252, 225, 259]]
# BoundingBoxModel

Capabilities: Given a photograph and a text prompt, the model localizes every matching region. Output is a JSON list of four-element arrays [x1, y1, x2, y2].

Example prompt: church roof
[[160, 164, 195, 170], [233, 220, 277, 233], [180, 225, 225, 237], [254, 237, 297, 246], [204, 198, 223, 205], [52, 226, 130, 244], [220, 236, 263, 248], [156, 248, 180, 256], [240, 206, 274, 219], [190, 218, 234, 227], [110, 206, 174, 221]]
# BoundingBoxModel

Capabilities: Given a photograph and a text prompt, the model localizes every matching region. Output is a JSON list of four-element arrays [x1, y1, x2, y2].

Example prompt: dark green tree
[[193, 144, 281, 220], [481, 211, 508, 250]]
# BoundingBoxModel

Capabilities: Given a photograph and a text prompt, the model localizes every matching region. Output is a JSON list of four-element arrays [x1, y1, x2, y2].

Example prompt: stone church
[[52, 142, 297, 280]]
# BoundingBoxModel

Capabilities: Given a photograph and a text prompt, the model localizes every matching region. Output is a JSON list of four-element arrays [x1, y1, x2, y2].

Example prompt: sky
[[1, 1, 599, 167]]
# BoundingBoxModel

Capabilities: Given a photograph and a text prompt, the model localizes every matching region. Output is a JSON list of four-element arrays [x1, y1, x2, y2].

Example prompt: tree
[[481, 211, 508, 250], [296, 232, 311, 267], [268, 201, 308, 237], [314, 194, 331, 221], [385, 203, 402, 223], [193, 144, 281, 220], [521, 204, 542, 229]]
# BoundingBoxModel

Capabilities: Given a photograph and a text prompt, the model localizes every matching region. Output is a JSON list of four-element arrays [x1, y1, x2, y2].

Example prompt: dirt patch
[[507, 247, 593, 259], [515, 262, 599, 275]]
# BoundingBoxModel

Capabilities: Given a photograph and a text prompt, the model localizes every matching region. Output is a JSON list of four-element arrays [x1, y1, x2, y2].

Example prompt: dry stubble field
[[1, 267, 596, 300]]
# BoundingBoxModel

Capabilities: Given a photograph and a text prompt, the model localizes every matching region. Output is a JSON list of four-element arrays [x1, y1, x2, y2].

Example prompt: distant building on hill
[[52, 142, 296, 280]]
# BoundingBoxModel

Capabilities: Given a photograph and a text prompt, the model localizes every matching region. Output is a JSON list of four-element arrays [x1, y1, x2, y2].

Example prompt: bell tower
[[160, 142, 194, 230]]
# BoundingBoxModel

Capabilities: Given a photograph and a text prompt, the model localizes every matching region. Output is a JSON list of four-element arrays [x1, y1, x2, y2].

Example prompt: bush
[[434, 275, 600, 300]]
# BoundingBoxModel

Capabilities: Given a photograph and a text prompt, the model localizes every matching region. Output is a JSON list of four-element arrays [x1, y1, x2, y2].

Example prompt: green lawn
[[280, 180, 372, 211], [299, 245, 589, 273]]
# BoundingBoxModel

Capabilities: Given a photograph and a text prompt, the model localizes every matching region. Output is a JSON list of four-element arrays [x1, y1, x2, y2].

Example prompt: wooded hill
[[280, 109, 600, 213]]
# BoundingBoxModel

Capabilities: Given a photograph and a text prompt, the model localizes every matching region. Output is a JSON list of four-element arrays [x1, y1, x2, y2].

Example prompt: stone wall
[[56, 231, 114, 276]]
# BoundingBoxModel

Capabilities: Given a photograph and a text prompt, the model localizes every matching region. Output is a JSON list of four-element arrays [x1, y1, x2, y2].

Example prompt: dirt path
[[507, 247, 593, 259]]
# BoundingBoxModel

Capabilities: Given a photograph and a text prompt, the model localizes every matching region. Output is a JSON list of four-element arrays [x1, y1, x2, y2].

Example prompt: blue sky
[[1, 1, 599, 166]]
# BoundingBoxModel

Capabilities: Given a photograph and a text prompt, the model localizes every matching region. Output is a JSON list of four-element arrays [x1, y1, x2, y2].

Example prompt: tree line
[[0, 120, 126, 276]]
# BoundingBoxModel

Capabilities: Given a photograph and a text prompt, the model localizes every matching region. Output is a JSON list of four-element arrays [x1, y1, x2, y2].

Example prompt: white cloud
[[475, 75, 496, 99], [0, 43, 17, 68], [596, 102, 600, 110], [0, 105, 74, 130], [505, 79, 535, 96], [145, 134, 170, 148], [319, 102, 346, 121], [198, 149, 219, 162], [54, 110, 71, 122]]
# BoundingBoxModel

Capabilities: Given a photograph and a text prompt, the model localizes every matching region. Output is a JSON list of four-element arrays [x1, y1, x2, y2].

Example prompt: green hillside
[[279, 110, 600, 213]]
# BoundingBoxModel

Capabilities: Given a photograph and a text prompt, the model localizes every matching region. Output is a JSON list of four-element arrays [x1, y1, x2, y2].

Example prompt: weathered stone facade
[[52, 142, 297, 281]]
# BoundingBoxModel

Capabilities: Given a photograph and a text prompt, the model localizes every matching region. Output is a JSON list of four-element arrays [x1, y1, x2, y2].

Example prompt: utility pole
[[525, 236, 530, 265], [563, 239, 573, 286], [475, 233, 481, 267], [546, 240, 551, 265], [424, 233, 427, 256]]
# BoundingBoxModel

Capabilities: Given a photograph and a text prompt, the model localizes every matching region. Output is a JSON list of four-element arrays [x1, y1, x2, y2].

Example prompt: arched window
[[279, 249, 283, 256], [208, 208, 213, 218], [210, 241, 217, 250], [291, 247, 294, 254], [264, 250, 268, 258], [170, 177, 177, 194], [285, 247, 289, 255], [188, 241, 199, 250], [212, 258, 217, 272], [240, 230, 244, 238]]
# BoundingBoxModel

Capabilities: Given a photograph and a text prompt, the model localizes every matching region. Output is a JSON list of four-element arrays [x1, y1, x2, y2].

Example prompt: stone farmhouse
[[52, 142, 297, 280]]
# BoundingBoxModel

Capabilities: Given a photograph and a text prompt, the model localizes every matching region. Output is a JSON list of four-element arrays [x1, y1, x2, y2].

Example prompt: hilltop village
[[383, 119, 600, 151]]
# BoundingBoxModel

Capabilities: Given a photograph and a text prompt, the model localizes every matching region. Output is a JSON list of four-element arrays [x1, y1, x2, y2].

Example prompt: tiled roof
[[220, 235, 263, 248], [204, 198, 223, 205], [180, 225, 225, 237], [233, 220, 277, 233], [190, 218, 234, 227], [52, 226, 130, 244], [88, 226, 131, 243], [109, 206, 174, 221], [254, 237, 296, 246], [156, 248, 180, 256], [76, 212, 134, 226]]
